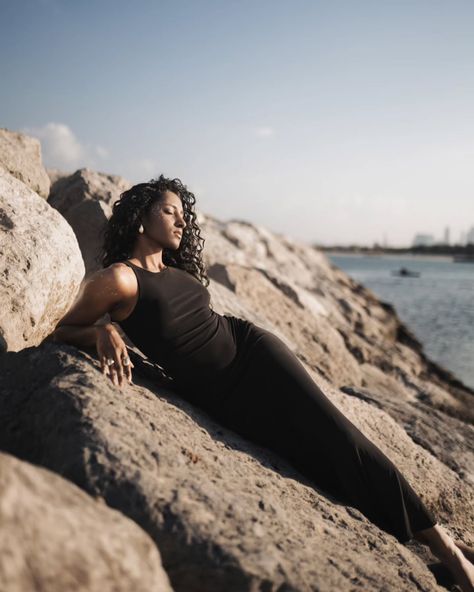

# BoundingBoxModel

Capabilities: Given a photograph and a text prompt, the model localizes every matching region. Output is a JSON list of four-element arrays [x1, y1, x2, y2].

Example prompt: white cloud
[[254, 126, 275, 138], [21, 122, 109, 170]]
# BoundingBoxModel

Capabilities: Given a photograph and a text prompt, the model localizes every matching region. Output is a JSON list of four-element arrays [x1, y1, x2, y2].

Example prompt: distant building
[[412, 233, 435, 247], [443, 226, 450, 245], [467, 226, 474, 245]]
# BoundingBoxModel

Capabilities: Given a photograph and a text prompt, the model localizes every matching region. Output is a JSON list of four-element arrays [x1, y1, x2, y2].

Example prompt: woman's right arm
[[45, 265, 134, 388]]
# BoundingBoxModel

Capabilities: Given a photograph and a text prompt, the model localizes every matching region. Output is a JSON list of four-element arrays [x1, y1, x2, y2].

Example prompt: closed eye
[[165, 207, 184, 217]]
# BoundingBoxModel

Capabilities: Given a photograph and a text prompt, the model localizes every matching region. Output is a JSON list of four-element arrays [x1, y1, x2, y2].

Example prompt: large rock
[[0, 169, 84, 352], [1, 342, 468, 591], [0, 451, 173, 591], [0, 128, 50, 198], [48, 168, 131, 275]]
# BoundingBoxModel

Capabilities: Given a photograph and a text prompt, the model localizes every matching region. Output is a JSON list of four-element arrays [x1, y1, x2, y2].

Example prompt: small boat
[[391, 267, 421, 277]]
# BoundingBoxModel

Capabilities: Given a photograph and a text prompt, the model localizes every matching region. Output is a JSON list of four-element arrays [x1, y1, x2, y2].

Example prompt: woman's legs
[[211, 321, 473, 587], [215, 327, 438, 543], [414, 524, 474, 591]]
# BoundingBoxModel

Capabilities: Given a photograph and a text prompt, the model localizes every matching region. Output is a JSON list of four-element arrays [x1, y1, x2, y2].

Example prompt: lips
[[174, 231, 182, 238]]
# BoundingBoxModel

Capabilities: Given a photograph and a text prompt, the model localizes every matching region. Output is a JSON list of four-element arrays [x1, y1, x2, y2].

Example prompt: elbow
[[40, 329, 59, 345], [45, 324, 72, 344]]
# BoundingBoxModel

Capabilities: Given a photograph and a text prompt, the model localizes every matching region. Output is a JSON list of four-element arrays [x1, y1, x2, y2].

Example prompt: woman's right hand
[[96, 324, 134, 388]]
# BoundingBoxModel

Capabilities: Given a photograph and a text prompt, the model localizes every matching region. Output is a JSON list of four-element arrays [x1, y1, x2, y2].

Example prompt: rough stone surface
[[0, 128, 50, 198], [0, 169, 84, 352], [47, 168, 131, 275], [0, 451, 173, 592], [1, 343, 471, 591]]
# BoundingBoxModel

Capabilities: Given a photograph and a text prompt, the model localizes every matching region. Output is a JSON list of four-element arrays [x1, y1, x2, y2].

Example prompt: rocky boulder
[[0, 451, 173, 591], [0, 168, 84, 352], [47, 168, 131, 275], [0, 128, 50, 198]]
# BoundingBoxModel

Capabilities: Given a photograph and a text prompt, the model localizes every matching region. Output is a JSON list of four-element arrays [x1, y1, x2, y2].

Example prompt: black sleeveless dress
[[117, 260, 437, 543]]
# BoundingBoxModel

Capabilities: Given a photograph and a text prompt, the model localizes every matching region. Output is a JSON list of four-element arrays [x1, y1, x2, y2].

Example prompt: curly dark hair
[[98, 174, 209, 287]]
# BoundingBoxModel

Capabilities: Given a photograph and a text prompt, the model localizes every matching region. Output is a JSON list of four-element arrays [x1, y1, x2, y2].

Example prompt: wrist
[[95, 322, 116, 336]]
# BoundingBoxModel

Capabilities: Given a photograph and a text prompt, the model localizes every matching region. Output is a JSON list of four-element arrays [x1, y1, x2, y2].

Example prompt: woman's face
[[142, 190, 186, 250]]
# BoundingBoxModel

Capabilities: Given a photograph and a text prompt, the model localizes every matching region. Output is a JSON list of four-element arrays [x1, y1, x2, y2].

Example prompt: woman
[[51, 175, 474, 590]]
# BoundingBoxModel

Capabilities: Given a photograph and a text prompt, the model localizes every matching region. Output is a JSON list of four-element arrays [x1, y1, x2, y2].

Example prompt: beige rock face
[[47, 168, 131, 275], [0, 128, 50, 198], [0, 451, 173, 592], [0, 169, 84, 352], [0, 343, 471, 592]]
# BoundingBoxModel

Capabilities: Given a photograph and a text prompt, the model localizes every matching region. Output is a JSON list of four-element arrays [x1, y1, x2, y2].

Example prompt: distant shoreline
[[317, 244, 474, 261], [324, 251, 453, 261]]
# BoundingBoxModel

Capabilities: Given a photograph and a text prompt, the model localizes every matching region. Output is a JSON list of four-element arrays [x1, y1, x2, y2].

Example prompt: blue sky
[[2, 0, 473, 246]]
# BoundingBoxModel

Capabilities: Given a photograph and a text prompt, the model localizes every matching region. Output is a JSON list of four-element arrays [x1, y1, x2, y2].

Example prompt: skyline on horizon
[[2, 0, 473, 248]]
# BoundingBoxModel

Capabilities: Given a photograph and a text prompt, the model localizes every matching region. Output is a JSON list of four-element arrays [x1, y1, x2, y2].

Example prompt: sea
[[325, 253, 474, 391]]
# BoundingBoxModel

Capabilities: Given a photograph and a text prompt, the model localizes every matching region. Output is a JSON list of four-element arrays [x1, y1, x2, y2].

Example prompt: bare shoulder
[[86, 262, 137, 298], [55, 262, 137, 327]]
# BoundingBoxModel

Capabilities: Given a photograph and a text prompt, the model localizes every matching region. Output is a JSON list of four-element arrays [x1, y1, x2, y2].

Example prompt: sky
[[1, 0, 474, 247]]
